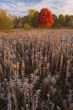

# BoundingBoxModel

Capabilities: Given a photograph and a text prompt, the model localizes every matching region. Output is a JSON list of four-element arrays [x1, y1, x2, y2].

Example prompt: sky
[[0, 0, 73, 16]]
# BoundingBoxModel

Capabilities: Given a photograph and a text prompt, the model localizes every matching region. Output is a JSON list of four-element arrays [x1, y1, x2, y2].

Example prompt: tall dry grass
[[0, 29, 73, 110]]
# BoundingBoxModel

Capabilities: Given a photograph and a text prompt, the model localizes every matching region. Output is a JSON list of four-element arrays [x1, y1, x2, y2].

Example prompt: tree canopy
[[0, 8, 73, 30], [38, 8, 54, 27], [0, 10, 13, 30]]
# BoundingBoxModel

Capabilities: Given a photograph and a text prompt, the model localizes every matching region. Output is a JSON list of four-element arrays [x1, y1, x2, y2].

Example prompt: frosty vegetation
[[0, 30, 73, 110]]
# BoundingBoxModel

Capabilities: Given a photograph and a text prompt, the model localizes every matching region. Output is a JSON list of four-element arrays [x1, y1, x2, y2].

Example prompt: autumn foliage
[[38, 8, 54, 27], [0, 10, 13, 30]]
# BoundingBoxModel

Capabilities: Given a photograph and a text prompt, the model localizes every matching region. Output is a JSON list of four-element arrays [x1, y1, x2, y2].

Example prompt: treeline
[[53, 14, 73, 28], [0, 8, 73, 30]]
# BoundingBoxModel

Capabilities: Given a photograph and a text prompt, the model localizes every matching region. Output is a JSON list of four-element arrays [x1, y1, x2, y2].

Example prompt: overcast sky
[[0, 0, 73, 16]]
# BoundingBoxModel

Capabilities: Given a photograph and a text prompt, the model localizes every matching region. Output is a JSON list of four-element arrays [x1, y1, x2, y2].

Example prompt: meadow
[[0, 29, 73, 110]]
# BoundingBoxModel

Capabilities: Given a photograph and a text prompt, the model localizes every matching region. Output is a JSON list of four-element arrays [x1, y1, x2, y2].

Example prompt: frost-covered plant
[[0, 30, 73, 110]]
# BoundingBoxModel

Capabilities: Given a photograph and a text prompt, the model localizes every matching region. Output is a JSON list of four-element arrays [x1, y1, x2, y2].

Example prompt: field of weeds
[[0, 29, 73, 110]]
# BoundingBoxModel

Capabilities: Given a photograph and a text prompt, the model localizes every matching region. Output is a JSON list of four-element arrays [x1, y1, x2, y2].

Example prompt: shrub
[[23, 23, 31, 30]]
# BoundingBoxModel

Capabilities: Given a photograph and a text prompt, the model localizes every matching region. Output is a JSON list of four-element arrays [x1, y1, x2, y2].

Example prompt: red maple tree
[[38, 8, 54, 27]]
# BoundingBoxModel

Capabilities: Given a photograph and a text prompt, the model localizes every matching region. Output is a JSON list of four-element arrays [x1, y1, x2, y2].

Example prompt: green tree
[[65, 15, 73, 27], [22, 9, 39, 27], [53, 14, 59, 27], [68, 16, 73, 27], [31, 11, 39, 27], [58, 15, 66, 26], [28, 9, 37, 16]]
